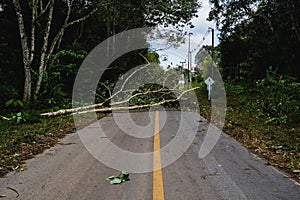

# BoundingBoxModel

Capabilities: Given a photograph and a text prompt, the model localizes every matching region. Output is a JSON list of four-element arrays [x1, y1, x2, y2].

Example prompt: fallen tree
[[40, 86, 200, 117], [41, 53, 200, 117], [0, 115, 11, 120]]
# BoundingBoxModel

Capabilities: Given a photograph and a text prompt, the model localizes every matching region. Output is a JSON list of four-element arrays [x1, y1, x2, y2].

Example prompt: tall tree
[[9, 0, 200, 104], [12, 0, 99, 103], [208, 0, 300, 80], [61, 0, 200, 98]]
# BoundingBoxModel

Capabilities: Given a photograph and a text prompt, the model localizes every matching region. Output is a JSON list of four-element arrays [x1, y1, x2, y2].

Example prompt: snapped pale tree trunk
[[41, 59, 199, 117], [40, 86, 200, 117]]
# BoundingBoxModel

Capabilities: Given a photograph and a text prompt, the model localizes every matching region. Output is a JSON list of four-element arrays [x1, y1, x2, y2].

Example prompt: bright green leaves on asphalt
[[107, 176, 122, 184], [106, 171, 130, 184]]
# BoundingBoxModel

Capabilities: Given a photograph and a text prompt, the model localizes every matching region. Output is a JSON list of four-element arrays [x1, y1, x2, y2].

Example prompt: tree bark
[[56, 0, 73, 49], [40, 87, 199, 117], [13, 0, 101, 103], [32, 0, 97, 101], [13, 0, 32, 103], [47, 1, 98, 61], [33, 0, 55, 101]]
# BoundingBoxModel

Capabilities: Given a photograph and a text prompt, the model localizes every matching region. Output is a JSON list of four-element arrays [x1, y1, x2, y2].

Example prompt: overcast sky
[[150, 0, 219, 68]]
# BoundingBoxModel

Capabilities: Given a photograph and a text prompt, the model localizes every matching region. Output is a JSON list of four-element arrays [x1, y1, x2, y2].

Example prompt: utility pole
[[187, 33, 193, 84], [179, 61, 186, 74], [209, 27, 214, 61], [209, 27, 214, 78]]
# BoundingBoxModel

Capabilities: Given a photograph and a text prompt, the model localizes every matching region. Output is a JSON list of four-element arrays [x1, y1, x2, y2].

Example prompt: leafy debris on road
[[106, 171, 130, 184]]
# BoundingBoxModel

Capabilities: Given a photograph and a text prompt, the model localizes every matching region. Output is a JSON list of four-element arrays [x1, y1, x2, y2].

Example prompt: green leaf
[[16, 100, 24, 107], [122, 171, 129, 175], [111, 178, 122, 184], [106, 172, 130, 184], [106, 176, 115, 180], [121, 171, 130, 181], [5, 99, 14, 107]]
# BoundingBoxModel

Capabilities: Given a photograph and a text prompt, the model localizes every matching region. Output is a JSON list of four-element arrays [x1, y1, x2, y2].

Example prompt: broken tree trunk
[[40, 87, 200, 117]]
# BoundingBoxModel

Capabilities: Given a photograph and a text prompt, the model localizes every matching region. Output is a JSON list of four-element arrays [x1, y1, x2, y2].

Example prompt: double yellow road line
[[153, 110, 165, 200]]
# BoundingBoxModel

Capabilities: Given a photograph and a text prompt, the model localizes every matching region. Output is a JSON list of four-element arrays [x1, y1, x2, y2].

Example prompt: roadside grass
[[195, 86, 300, 181], [0, 112, 102, 177]]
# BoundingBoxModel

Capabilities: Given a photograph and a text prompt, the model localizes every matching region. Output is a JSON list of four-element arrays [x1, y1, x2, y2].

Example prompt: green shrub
[[250, 69, 300, 124]]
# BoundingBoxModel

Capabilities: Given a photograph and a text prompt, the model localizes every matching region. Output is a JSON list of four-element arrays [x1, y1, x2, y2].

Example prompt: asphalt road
[[0, 111, 300, 200]]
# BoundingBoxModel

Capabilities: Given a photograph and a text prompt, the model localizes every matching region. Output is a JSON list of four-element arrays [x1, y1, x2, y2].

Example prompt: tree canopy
[[0, 0, 200, 107], [208, 0, 300, 80]]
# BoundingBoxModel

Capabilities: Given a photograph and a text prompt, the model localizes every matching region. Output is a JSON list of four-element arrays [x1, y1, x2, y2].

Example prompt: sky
[[149, 0, 219, 69]]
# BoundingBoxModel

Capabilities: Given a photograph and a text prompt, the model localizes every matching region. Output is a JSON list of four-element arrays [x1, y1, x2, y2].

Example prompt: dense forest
[[209, 0, 300, 80], [0, 0, 299, 124], [205, 0, 300, 124], [202, 0, 300, 179], [0, 0, 199, 110]]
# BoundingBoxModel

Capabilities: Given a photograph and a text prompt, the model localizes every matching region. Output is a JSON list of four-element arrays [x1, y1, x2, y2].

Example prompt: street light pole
[[209, 27, 214, 78], [179, 61, 186, 74], [211, 28, 214, 61], [187, 33, 193, 84]]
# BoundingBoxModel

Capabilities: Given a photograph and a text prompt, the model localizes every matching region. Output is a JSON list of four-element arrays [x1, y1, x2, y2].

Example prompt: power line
[[190, 29, 211, 54]]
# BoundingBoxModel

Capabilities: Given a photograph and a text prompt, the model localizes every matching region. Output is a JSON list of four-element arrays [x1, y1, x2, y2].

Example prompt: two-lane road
[[0, 111, 299, 199]]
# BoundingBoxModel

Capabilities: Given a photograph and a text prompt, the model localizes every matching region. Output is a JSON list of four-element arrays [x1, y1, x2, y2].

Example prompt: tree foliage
[[0, 0, 200, 109], [250, 68, 300, 124], [208, 0, 300, 80]]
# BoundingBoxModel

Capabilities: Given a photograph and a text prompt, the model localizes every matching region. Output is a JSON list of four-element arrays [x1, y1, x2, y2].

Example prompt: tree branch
[[110, 88, 178, 106], [242, 5, 274, 32], [12, 0, 29, 63], [57, 0, 74, 49], [34, 0, 55, 101], [64, 7, 98, 29], [0, 115, 11, 120], [73, 21, 84, 44], [40, 86, 200, 117], [47, 6, 98, 61], [38, 0, 52, 18], [30, 0, 38, 64]]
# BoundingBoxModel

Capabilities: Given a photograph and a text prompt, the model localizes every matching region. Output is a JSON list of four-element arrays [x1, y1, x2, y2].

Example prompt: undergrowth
[[194, 71, 300, 181], [0, 112, 102, 177]]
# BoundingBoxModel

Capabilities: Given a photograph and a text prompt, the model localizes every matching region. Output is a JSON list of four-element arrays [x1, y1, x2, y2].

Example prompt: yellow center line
[[153, 110, 165, 200]]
